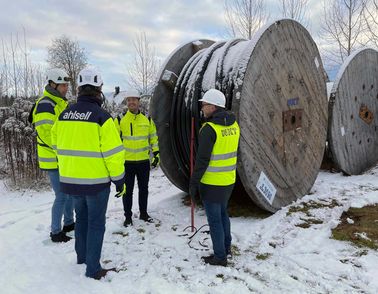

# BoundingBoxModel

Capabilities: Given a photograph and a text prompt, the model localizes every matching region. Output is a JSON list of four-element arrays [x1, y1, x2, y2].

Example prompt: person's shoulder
[[96, 107, 112, 123], [200, 123, 215, 134], [35, 96, 56, 115]]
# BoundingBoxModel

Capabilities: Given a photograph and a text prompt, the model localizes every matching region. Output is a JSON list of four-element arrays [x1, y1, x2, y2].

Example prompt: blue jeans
[[48, 170, 74, 234], [203, 200, 231, 261], [72, 187, 110, 278]]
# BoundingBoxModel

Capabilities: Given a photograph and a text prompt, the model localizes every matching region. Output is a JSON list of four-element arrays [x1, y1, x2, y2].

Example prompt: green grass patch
[[137, 228, 146, 234], [230, 244, 241, 257], [295, 218, 323, 228], [112, 231, 129, 237], [256, 253, 271, 260], [332, 205, 378, 250], [287, 199, 341, 216]]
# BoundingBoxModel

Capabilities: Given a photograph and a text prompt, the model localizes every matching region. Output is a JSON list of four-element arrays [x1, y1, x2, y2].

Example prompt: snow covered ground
[[1, 166, 378, 294]]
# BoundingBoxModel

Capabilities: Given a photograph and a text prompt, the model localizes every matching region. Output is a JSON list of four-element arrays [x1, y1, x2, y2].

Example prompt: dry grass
[[332, 205, 378, 250], [287, 199, 341, 216]]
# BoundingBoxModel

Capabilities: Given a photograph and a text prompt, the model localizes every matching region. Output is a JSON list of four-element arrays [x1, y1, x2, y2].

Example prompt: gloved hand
[[189, 184, 199, 201], [151, 151, 160, 168], [115, 183, 126, 198]]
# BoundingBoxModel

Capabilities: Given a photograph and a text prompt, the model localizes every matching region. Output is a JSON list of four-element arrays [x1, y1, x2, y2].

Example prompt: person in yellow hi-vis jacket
[[51, 67, 126, 280], [114, 90, 159, 227], [31, 68, 74, 243], [189, 89, 240, 267]]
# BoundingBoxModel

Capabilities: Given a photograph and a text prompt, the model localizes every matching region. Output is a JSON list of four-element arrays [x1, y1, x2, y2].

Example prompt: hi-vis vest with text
[[51, 99, 125, 193], [200, 121, 240, 186], [32, 88, 68, 170], [114, 111, 159, 162]]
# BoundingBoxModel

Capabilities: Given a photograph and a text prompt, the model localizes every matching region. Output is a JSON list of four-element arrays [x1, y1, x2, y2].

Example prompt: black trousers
[[122, 160, 150, 218]]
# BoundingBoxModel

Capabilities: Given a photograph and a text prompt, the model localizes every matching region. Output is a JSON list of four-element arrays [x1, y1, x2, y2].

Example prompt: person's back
[[51, 67, 126, 280], [54, 96, 124, 195]]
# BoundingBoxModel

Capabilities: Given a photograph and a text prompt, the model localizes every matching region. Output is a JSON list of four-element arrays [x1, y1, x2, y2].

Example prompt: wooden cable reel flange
[[151, 20, 328, 212], [328, 47, 378, 175], [150, 39, 215, 191]]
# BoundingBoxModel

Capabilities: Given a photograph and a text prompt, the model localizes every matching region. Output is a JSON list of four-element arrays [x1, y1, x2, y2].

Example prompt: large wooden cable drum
[[151, 19, 328, 212], [327, 48, 378, 175]]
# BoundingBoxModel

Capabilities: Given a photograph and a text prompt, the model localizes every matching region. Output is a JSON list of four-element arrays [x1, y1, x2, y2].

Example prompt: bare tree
[[10, 33, 20, 98], [47, 35, 87, 96], [1, 38, 9, 97], [320, 0, 367, 67], [22, 27, 28, 98], [28, 64, 45, 97], [224, 0, 269, 40], [363, 0, 378, 48], [280, 0, 309, 23], [127, 31, 159, 95], [1, 30, 45, 100]]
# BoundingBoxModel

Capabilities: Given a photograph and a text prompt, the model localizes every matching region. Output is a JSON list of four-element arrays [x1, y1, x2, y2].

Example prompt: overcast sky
[[0, 0, 325, 93]]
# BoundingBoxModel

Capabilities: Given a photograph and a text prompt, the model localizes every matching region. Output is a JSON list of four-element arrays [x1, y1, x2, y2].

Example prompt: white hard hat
[[198, 89, 226, 108], [46, 68, 70, 84], [125, 89, 141, 99], [77, 68, 103, 87]]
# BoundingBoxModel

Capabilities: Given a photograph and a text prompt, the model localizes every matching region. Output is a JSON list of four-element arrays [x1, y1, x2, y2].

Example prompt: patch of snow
[[354, 232, 371, 241], [1, 165, 378, 293]]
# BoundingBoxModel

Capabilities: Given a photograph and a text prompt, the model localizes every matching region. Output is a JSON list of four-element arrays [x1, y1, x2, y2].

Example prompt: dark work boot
[[203, 256, 227, 267], [201, 255, 214, 263], [123, 217, 133, 227], [202, 251, 232, 262], [50, 232, 72, 243], [139, 213, 153, 223], [93, 268, 118, 280], [62, 222, 75, 233]]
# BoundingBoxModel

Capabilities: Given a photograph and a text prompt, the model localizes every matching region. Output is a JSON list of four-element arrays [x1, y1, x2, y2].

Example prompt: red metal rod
[[190, 117, 195, 232]]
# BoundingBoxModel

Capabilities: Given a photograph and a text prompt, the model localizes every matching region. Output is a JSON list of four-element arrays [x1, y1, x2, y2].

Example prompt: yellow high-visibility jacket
[[200, 121, 240, 186], [31, 86, 68, 170], [51, 96, 125, 195], [114, 110, 159, 162]]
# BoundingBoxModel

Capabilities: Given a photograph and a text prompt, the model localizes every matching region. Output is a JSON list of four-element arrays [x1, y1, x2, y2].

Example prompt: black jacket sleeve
[[189, 124, 216, 187]]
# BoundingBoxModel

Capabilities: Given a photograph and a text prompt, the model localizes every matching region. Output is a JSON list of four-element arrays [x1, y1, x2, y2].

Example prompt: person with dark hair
[[30, 68, 75, 243], [190, 89, 240, 267], [51, 67, 126, 280], [114, 90, 159, 227]]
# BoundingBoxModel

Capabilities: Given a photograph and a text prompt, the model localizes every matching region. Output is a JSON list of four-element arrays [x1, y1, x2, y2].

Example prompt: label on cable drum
[[341, 126, 345, 136], [256, 171, 276, 205]]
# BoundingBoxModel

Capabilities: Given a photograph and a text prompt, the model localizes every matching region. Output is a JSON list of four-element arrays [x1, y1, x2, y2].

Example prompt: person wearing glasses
[[30, 68, 75, 243], [189, 89, 240, 267]]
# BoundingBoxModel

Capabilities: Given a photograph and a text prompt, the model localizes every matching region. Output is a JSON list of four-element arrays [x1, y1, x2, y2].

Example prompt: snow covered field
[[1, 166, 378, 294]]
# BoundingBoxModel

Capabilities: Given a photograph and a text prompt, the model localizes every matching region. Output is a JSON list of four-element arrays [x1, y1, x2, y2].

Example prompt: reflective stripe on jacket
[[114, 111, 159, 162], [32, 86, 68, 170], [200, 121, 240, 186], [51, 96, 125, 195]]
